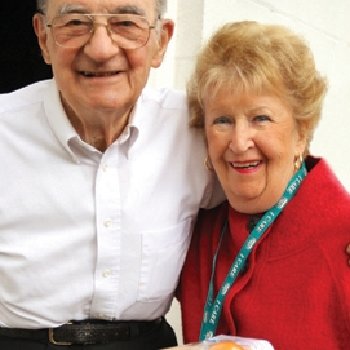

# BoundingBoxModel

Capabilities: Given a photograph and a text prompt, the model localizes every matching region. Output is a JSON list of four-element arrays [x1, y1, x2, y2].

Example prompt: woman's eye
[[253, 114, 271, 122], [213, 116, 232, 125]]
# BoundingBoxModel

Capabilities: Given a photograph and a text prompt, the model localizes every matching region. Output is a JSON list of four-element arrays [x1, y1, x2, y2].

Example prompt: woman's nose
[[229, 123, 254, 153]]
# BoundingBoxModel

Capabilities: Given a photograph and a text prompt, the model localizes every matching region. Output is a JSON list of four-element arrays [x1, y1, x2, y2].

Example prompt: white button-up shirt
[[0, 80, 218, 328]]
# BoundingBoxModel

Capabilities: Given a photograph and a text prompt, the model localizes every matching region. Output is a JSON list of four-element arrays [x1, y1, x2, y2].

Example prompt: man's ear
[[151, 19, 174, 68], [33, 13, 52, 65]]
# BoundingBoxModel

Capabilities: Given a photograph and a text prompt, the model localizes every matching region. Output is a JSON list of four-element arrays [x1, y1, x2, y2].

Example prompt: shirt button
[[101, 164, 108, 172], [103, 219, 112, 228], [102, 269, 112, 278]]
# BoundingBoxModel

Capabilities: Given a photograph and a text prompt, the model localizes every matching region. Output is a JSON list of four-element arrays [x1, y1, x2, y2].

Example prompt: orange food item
[[209, 340, 244, 350]]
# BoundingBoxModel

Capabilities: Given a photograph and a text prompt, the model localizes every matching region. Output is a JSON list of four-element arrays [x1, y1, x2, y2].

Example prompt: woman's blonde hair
[[188, 21, 327, 152]]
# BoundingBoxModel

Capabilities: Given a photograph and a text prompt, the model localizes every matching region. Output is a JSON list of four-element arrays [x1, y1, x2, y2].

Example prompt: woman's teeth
[[231, 161, 261, 169]]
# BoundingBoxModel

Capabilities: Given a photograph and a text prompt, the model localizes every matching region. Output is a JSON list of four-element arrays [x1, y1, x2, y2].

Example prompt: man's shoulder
[[0, 80, 52, 115], [139, 86, 186, 110], [133, 87, 188, 129]]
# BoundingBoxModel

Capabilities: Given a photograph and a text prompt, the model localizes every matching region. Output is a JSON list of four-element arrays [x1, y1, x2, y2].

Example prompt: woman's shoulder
[[298, 156, 350, 223], [305, 156, 350, 204], [302, 157, 350, 263], [189, 201, 229, 246], [197, 201, 229, 226]]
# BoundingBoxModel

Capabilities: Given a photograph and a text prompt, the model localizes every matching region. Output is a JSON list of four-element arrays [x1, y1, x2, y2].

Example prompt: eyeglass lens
[[50, 13, 153, 49]]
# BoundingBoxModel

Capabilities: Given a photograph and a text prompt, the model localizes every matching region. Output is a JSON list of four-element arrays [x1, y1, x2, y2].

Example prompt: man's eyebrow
[[110, 6, 146, 16], [57, 5, 146, 16], [58, 5, 87, 15]]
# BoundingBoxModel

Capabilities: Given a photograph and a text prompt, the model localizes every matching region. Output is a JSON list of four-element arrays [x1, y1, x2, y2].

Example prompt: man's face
[[34, 0, 173, 118]]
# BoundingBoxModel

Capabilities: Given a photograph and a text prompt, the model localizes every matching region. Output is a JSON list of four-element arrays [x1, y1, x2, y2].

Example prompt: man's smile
[[78, 70, 124, 77]]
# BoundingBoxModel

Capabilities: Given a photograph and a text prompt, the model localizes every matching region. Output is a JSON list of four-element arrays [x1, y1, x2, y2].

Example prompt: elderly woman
[[177, 21, 350, 349]]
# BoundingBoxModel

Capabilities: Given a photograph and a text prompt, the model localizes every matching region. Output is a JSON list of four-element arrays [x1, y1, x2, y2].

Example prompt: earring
[[204, 156, 213, 170], [294, 154, 303, 170]]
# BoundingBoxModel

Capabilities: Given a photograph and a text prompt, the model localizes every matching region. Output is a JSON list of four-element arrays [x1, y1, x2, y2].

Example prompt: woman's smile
[[228, 160, 263, 174]]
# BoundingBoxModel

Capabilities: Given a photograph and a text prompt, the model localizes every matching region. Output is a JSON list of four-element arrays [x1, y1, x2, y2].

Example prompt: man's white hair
[[36, 0, 167, 17]]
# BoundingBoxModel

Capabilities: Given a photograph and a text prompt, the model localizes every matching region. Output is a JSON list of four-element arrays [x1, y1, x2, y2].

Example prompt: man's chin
[[83, 94, 131, 112]]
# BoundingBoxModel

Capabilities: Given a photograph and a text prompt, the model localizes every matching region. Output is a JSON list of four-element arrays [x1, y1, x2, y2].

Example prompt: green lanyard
[[199, 163, 307, 341]]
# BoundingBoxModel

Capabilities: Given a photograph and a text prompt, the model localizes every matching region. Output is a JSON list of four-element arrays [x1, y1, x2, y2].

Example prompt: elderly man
[[0, 0, 219, 349]]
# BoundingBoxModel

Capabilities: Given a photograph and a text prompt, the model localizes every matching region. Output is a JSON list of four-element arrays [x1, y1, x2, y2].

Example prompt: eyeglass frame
[[43, 12, 158, 50]]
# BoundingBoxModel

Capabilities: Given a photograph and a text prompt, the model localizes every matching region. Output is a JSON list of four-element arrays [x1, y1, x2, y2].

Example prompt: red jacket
[[178, 157, 350, 349]]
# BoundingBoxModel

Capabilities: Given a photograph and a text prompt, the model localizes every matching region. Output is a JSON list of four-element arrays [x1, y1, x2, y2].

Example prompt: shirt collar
[[43, 79, 140, 161], [43, 80, 81, 163]]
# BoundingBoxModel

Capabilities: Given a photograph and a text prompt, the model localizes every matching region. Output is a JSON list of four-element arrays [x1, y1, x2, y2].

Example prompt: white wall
[[149, 0, 350, 344]]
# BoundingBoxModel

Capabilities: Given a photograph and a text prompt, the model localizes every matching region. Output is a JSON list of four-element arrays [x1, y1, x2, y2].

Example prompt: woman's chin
[[227, 192, 277, 214]]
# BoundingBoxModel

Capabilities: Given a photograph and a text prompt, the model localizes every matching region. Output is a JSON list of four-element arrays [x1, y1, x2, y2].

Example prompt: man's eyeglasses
[[46, 13, 156, 50]]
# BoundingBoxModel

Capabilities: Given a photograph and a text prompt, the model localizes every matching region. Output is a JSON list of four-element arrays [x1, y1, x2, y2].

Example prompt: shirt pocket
[[137, 218, 193, 300]]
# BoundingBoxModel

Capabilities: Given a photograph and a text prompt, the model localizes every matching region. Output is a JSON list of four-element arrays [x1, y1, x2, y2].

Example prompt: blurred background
[[149, 0, 350, 344]]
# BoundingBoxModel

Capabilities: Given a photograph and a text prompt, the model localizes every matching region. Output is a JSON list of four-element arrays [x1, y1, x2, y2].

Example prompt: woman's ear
[[151, 19, 174, 68], [295, 121, 308, 157], [33, 13, 52, 65], [296, 137, 307, 158]]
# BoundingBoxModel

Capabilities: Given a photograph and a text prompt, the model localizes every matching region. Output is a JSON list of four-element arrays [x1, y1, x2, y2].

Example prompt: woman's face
[[204, 88, 306, 214]]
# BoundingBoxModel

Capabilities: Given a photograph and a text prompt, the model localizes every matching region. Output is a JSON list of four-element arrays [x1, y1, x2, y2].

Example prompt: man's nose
[[83, 23, 121, 60]]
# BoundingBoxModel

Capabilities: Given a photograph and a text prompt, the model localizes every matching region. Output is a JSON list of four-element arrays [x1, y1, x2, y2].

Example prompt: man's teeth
[[81, 71, 119, 77], [232, 161, 261, 169]]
